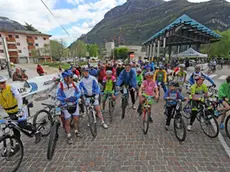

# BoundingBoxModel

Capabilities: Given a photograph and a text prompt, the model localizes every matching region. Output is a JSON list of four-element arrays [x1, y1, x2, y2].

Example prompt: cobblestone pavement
[[1, 94, 230, 172]]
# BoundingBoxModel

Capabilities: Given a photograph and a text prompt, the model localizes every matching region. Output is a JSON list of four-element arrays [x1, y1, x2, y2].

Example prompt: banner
[[11, 74, 59, 98]]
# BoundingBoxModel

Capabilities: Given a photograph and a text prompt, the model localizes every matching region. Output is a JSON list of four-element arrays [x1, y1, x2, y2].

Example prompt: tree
[[70, 40, 87, 58], [31, 48, 40, 63], [24, 22, 38, 31], [114, 47, 129, 60], [86, 44, 99, 57], [50, 40, 66, 61]]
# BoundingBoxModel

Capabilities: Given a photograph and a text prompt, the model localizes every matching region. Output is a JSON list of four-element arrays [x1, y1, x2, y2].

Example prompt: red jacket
[[98, 68, 106, 81], [37, 65, 45, 74], [74, 69, 80, 77]]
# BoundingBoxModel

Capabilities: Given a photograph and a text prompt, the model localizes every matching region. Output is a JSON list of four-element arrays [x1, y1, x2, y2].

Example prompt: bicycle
[[121, 86, 129, 119], [84, 95, 97, 137], [102, 92, 116, 123], [0, 109, 52, 172], [165, 99, 187, 142], [183, 98, 219, 138], [140, 95, 156, 135]]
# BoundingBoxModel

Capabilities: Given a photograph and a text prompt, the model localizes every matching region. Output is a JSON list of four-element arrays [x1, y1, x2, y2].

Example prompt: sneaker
[[149, 116, 153, 123], [214, 111, 221, 118], [9, 144, 20, 156], [35, 131, 41, 144], [75, 131, 83, 138], [220, 123, 224, 130], [187, 125, 192, 131], [165, 125, 169, 131], [132, 105, 136, 110], [102, 123, 108, 129], [67, 136, 73, 144]]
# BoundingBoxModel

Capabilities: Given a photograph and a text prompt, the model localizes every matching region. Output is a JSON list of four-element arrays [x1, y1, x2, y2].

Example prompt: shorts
[[62, 104, 79, 120], [103, 91, 114, 102], [85, 97, 100, 106]]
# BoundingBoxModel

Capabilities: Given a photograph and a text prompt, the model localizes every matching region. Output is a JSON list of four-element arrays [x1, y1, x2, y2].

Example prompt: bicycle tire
[[183, 102, 192, 119], [108, 100, 114, 123], [88, 110, 97, 137], [225, 115, 230, 139], [121, 97, 128, 119], [0, 135, 24, 172], [47, 121, 59, 160], [200, 113, 219, 138], [142, 111, 150, 135], [216, 65, 221, 70], [174, 115, 186, 142], [33, 109, 53, 137]]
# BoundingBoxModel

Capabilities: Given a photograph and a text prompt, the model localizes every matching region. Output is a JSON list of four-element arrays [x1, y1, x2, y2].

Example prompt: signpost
[[2, 37, 12, 78]]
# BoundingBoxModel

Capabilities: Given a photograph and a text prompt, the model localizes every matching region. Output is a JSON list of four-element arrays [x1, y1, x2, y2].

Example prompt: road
[[0, 64, 229, 172]]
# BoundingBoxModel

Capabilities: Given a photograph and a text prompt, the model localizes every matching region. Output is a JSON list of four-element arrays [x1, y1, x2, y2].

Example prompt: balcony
[[26, 38, 35, 44], [28, 45, 35, 50], [8, 51, 19, 57], [7, 44, 17, 51], [6, 37, 16, 42]]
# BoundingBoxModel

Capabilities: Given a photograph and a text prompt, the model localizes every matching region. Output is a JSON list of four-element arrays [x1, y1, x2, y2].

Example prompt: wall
[[16, 34, 29, 58]]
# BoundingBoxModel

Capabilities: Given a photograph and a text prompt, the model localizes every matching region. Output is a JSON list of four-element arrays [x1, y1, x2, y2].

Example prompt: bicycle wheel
[[174, 115, 186, 142], [108, 99, 114, 123], [88, 110, 97, 137], [182, 102, 191, 119], [0, 135, 24, 172], [216, 65, 221, 70], [121, 97, 128, 119], [142, 111, 150, 135], [47, 121, 59, 160], [200, 112, 219, 138], [33, 109, 52, 137], [225, 115, 230, 139]]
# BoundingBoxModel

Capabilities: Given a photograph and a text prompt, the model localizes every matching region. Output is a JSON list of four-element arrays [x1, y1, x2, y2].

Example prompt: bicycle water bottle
[[123, 87, 127, 94]]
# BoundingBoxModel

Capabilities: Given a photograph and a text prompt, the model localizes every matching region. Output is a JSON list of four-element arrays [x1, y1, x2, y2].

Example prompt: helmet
[[194, 75, 205, 81], [0, 76, 7, 82], [169, 81, 179, 87], [179, 64, 185, 68], [61, 70, 72, 78], [82, 67, 89, 72], [106, 70, 112, 75], [145, 72, 154, 77], [195, 65, 201, 70], [73, 75, 78, 80], [159, 65, 164, 69], [137, 68, 142, 73]]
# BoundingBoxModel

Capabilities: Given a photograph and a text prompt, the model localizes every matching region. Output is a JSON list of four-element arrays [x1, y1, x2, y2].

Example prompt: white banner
[[11, 74, 59, 98]]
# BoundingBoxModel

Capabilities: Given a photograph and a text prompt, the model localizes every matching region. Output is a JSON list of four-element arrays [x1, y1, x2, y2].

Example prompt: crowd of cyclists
[[0, 59, 230, 146]]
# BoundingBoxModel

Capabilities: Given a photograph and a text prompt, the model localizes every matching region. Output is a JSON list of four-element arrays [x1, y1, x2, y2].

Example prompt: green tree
[[31, 48, 40, 63], [114, 47, 129, 60], [24, 22, 38, 31], [70, 40, 87, 57], [50, 40, 66, 61]]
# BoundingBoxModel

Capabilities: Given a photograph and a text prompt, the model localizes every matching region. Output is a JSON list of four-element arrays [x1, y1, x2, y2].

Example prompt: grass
[[42, 61, 88, 69]]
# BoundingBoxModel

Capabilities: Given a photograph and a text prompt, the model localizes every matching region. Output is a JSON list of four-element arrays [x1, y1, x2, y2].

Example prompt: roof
[[14, 30, 51, 37], [143, 14, 221, 45]]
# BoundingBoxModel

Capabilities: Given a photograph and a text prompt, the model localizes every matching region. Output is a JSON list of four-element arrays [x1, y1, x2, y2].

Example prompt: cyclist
[[137, 72, 159, 122], [79, 67, 108, 129], [215, 76, 230, 129], [153, 64, 167, 93], [57, 70, 82, 144], [174, 64, 187, 91], [0, 76, 41, 145], [101, 70, 117, 111], [89, 65, 98, 78], [136, 68, 143, 87], [188, 65, 216, 87], [164, 81, 188, 131], [116, 63, 137, 109], [187, 76, 208, 131]]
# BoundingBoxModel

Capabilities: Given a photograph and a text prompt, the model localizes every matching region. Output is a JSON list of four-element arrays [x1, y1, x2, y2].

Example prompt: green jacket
[[136, 74, 143, 86], [218, 82, 230, 101]]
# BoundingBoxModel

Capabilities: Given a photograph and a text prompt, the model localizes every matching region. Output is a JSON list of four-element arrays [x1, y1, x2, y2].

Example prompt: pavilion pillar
[[163, 37, 166, 57], [157, 40, 160, 60], [149, 43, 153, 60], [146, 44, 149, 57], [153, 42, 156, 59], [196, 44, 201, 52], [168, 45, 172, 62], [177, 45, 180, 53]]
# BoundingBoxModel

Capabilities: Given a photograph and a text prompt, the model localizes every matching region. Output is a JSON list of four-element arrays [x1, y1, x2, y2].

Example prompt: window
[[8, 35, 13, 38], [18, 50, 22, 53], [43, 37, 47, 40], [0, 50, 4, 53], [34, 37, 37, 40], [27, 36, 32, 39], [28, 43, 33, 46], [15, 35, 19, 38], [35, 43, 39, 46], [17, 42, 20, 46]]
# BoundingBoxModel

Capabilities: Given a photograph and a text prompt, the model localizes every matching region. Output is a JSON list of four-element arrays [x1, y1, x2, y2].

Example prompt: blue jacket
[[150, 62, 155, 71], [89, 68, 98, 77], [56, 82, 81, 105], [116, 69, 137, 88], [164, 89, 184, 106], [188, 72, 215, 85]]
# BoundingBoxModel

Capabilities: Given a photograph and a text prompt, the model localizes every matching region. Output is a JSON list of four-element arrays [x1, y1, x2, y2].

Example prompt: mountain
[[75, 0, 230, 47]]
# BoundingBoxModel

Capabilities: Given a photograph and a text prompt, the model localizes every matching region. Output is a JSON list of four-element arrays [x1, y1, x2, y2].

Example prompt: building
[[105, 42, 115, 58], [0, 17, 52, 64], [119, 45, 146, 61]]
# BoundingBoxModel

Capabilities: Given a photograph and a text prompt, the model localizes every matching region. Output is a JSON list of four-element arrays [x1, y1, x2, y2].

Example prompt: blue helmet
[[61, 70, 73, 78]]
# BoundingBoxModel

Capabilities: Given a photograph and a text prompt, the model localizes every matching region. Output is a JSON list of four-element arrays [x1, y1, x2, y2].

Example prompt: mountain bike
[[0, 110, 52, 172], [85, 95, 97, 137], [121, 86, 129, 119], [140, 95, 156, 135], [102, 92, 116, 123]]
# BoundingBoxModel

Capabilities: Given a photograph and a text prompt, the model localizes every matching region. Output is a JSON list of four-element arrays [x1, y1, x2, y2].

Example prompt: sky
[[0, 0, 229, 45]]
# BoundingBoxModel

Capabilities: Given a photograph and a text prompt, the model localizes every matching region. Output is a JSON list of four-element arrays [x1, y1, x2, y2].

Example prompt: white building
[[119, 45, 146, 61], [105, 42, 115, 58]]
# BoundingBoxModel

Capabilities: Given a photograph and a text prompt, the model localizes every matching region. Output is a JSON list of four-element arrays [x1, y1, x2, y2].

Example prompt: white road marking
[[219, 75, 228, 80], [209, 74, 217, 78]]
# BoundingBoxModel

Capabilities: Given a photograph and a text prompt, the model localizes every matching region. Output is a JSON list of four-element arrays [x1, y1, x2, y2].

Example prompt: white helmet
[[0, 76, 7, 82], [73, 74, 78, 80]]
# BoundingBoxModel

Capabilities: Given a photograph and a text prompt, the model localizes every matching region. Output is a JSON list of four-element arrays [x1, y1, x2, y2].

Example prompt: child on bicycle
[[102, 70, 117, 111], [137, 72, 159, 122], [164, 81, 188, 131], [136, 68, 143, 87]]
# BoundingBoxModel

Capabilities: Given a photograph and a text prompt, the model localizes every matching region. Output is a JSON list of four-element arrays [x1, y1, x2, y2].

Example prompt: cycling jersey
[[164, 89, 184, 106], [103, 76, 116, 92], [136, 74, 143, 86], [153, 69, 167, 82], [189, 72, 215, 85], [190, 83, 208, 99], [218, 81, 230, 101], [142, 80, 157, 96], [175, 71, 187, 85]]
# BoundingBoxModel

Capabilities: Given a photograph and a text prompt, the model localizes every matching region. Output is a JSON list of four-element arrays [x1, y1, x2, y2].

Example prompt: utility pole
[[2, 37, 12, 78]]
